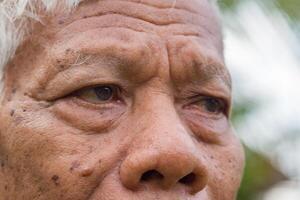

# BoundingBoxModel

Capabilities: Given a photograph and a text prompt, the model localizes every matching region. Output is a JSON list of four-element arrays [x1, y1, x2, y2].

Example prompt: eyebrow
[[45, 43, 231, 92], [48, 53, 232, 100], [167, 49, 231, 93], [44, 34, 156, 87], [196, 62, 232, 90]]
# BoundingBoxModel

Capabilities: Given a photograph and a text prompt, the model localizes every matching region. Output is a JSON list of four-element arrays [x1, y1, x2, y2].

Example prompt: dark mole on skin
[[58, 20, 65, 25], [65, 49, 72, 53], [10, 110, 15, 117], [69, 161, 93, 177], [1, 160, 4, 168], [80, 168, 94, 177], [51, 175, 60, 186]]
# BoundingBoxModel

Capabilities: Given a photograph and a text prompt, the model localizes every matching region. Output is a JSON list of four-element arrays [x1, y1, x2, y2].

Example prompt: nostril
[[179, 173, 196, 185], [141, 170, 164, 181]]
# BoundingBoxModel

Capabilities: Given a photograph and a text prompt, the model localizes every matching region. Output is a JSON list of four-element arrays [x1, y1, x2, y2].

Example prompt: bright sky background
[[223, 0, 300, 198]]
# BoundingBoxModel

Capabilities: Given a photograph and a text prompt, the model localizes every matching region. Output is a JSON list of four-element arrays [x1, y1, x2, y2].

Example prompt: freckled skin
[[0, 0, 244, 200]]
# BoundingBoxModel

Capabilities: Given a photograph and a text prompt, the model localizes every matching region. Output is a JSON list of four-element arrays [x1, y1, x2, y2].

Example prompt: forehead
[[48, 0, 223, 53]]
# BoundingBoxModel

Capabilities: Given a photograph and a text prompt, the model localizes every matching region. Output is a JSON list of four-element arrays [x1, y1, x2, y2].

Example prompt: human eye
[[73, 84, 123, 105], [196, 97, 226, 114], [186, 96, 228, 118]]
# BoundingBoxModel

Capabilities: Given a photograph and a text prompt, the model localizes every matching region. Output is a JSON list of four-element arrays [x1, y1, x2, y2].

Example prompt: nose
[[119, 93, 209, 194], [120, 149, 208, 194]]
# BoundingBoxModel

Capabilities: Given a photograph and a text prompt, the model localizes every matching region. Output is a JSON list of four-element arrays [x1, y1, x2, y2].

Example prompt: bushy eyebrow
[[167, 43, 231, 92], [46, 41, 231, 92], [49, 52, 232, 99], [196, 62, 232, 90]]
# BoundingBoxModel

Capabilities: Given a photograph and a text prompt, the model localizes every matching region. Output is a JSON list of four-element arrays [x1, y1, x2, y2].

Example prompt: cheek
[[179, 107, 244, 198], [205, 141, 245, 199], [0, 100, 125, 199]]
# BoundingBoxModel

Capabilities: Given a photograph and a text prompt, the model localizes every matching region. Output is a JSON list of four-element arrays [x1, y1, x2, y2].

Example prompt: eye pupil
[[94, 86, 114, 101]]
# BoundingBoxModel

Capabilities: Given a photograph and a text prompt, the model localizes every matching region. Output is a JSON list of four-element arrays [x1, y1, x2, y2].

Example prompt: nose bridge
[[120, 94, 208, 194], [132, 92, 193, 151]]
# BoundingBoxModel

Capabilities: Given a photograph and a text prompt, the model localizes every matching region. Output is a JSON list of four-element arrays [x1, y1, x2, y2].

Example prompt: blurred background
[[218, 0, 300, 199]]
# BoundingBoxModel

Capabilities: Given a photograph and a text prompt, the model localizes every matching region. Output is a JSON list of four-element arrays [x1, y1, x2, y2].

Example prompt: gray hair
[[0, 0, 219, 80], [0, 0, 81, 73]]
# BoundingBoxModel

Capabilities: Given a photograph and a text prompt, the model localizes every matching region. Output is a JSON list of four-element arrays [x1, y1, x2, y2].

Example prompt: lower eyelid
[[183, 113, 228, 144], [52, 97, 125, 133], [184, 105, 225, 120]]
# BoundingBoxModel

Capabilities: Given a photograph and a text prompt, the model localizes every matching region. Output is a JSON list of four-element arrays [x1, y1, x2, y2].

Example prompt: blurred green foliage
[[231, 100, 287, 200], [237, 147, 286, 200], [219, 0, 300, 20], [276, 0, 300, 20], [218, 1, 299, 199]]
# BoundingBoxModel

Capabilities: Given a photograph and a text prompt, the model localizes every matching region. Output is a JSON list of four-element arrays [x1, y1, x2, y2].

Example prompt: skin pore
[[0, 0, 244, 199]]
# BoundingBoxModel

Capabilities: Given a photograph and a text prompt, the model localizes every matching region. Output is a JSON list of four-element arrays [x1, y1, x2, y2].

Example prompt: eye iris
[[94, 86, 114, 101], [204, 98, 222, 113]]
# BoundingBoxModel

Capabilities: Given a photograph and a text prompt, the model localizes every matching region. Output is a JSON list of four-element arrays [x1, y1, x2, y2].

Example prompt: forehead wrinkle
[[107, 0, 199, 14], [71, 0, 219, 33], [51, 0, 222, 51], [75, 0, 222, 48], [56, 15, 157, 37], [56, 14, 215, 42]]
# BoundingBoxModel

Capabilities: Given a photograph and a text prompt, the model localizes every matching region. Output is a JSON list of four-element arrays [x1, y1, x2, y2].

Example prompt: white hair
[[0, 0, 219, 82], [0, 0, 81, 74]]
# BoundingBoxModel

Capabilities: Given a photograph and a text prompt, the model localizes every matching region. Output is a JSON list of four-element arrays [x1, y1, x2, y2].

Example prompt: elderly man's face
[[0, 0, 244, 199]]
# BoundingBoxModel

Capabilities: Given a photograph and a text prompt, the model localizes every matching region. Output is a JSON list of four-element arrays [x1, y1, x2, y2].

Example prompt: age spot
[[70, 160, 81, 172], [51, 175, 60, 186], [0, 160, 4, 168], [58, 20, 65, 25], [10, 110, 15, 117]]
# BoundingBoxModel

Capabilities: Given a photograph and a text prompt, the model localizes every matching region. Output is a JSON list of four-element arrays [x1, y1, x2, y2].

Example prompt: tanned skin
[[0, 0, 244, 199]]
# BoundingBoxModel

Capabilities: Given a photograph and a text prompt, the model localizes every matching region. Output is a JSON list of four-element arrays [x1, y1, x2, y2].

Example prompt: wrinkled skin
[[0, 0, 244, 199]]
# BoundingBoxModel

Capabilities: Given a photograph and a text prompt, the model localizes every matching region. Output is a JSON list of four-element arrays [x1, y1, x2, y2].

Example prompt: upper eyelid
[[190, 96, 226, 108], [186, 92, 229, 105], [76, 84, 120, 92], [34, 62, 126, 101]]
